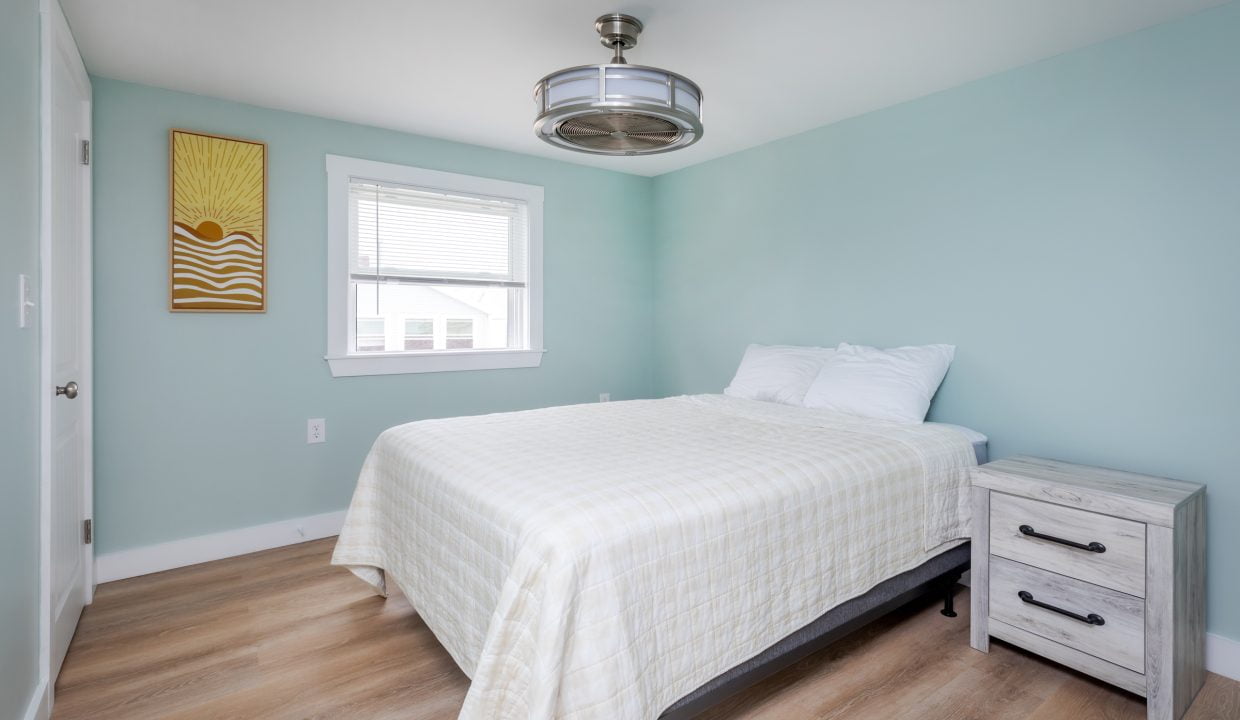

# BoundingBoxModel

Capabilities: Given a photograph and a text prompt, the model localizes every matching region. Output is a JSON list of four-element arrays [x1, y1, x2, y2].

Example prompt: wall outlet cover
[[307, 418, 326, 444]]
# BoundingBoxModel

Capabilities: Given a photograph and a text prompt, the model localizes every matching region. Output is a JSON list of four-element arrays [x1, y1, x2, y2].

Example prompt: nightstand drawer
[[990, 556, 1145, 673], [990, 492, 1146, 597]]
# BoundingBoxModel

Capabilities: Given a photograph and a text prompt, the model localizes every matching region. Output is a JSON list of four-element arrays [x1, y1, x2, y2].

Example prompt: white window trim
[[324, 155, 545, 377]]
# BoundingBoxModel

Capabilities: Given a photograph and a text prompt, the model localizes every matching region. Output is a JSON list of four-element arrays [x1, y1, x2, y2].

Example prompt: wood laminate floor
[[54, 538, 1239, 719]]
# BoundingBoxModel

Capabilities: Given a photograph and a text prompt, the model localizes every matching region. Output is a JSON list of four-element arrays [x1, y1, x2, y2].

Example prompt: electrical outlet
[[598, 393, 610, 403], [307, 418, 326, 444]]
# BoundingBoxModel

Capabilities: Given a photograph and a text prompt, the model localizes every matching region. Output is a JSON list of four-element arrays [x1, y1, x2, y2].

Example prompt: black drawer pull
[[1018, 590, 1105, 626], [1019, 524, 1106, 553]]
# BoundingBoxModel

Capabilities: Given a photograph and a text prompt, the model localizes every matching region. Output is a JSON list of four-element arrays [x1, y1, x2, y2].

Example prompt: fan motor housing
[[533, 63, 704, 156]]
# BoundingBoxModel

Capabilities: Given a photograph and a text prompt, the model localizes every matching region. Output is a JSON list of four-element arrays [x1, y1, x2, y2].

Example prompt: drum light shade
[[533, 14, 703, 156]]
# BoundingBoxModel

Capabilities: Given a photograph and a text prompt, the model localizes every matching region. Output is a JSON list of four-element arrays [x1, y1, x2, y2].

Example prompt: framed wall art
[[169, 129, 267, 312]]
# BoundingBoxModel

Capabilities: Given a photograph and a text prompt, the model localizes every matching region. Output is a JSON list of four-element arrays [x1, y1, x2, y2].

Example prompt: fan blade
[[556, 112, 682, 151]]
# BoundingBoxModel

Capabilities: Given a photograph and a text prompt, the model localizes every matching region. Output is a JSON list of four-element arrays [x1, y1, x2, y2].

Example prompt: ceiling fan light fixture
[[533, 13, 703, 156]]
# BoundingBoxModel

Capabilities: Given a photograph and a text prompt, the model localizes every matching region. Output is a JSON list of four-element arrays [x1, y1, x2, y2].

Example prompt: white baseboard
[[94, 510, 346, 583], [23, 678, 49, 720], [1207, 631, 1240, 682]]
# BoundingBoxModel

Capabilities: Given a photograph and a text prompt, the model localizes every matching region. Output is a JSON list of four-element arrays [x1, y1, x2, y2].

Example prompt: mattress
[[929, 422, 989, 464], [331, 394, 978, 720]]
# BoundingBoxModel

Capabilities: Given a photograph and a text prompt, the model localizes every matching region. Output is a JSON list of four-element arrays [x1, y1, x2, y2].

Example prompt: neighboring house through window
[[325, 156, 544, 376]]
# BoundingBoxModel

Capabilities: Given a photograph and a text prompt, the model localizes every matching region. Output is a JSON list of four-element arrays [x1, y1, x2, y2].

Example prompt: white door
[[44, 0, 93, 682]]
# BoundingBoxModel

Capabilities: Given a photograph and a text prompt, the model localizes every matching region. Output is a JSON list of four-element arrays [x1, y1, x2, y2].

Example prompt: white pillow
[[724, 344, 837, 406], [801, 343, 955, 423]]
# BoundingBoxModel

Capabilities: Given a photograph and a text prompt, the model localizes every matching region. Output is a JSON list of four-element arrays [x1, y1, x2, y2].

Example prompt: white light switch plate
[[307, 418, 326, 444], [17, 274, 35, 328]]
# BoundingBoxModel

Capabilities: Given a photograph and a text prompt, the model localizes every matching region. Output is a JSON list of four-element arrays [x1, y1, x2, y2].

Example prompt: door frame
[[38, 0, 93, 711]]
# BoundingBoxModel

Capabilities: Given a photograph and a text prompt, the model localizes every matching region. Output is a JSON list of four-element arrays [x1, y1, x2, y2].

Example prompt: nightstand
[[970, 456, 1205, 720]]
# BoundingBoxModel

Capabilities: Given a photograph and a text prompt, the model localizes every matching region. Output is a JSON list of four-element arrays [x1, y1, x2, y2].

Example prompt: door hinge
[[83, 518, 92, 545], [80, 139, 90, 166]]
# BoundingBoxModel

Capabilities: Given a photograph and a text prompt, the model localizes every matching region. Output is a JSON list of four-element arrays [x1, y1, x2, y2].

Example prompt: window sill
[[325, 349, 546, 377]]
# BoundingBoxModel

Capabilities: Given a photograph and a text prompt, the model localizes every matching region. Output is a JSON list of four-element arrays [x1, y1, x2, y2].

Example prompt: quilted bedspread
[[331, 394, 976, 719]]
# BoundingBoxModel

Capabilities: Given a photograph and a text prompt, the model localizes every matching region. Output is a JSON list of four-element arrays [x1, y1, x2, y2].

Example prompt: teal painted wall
[[0, 0, 44, 715], [653, 3, 1240, 640], [91, 78, 655, 554]]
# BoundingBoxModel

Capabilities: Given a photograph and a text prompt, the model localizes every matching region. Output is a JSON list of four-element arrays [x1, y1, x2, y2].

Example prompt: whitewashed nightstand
[[970, 456, 1205, 720]]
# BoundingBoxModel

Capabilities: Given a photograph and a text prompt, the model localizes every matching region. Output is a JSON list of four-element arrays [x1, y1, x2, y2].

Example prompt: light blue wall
[[0, 0, 44, 716], [92, 78, 655, 554], [653, 2, 1240, 641]]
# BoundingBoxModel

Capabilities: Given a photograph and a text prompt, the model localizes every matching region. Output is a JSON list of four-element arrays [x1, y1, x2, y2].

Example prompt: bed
[[331, 394, 982, 719]]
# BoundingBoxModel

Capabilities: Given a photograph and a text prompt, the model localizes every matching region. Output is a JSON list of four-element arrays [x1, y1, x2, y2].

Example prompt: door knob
[[55, 381, 78, 399]]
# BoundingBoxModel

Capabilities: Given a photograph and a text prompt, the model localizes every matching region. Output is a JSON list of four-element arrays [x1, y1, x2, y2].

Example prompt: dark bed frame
[[660, 542, 970, 719]]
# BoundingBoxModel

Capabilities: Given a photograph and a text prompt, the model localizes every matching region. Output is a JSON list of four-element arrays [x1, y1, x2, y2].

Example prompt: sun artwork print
[[170, 130, 267, 311]]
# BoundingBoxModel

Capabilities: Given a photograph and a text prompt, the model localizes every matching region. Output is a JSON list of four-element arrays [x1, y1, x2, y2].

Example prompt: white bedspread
[[331, 395, 976, 719]]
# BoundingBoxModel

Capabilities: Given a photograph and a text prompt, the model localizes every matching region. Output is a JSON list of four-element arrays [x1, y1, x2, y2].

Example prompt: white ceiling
[[62, 0, 1223, 177]]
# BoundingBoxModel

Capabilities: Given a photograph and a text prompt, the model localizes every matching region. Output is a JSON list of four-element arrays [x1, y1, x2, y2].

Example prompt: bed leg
[[939, 572, 962, 618], [941, 586, 958, 617]]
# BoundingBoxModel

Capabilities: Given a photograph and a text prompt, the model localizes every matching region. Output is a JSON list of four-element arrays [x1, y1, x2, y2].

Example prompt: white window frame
[[325, 155, 544, 377]]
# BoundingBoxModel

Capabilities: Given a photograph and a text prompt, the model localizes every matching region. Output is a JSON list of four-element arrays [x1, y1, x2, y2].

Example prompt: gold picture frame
[[169, 129, 267, 312]]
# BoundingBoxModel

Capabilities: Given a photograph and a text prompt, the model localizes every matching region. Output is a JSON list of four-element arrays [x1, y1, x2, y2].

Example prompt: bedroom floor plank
[[54, 538, 1240, 720]]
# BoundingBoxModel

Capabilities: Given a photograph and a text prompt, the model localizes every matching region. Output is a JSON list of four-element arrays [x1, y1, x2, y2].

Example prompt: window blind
[[349, 181, 529, 288]]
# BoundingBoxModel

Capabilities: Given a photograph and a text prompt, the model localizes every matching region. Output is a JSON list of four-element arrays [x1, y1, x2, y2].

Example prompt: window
[[355, 318, 387, 352], [404, 319, 433, 351], [326, 156, 543, 376], [446, 319, 474, 349]]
